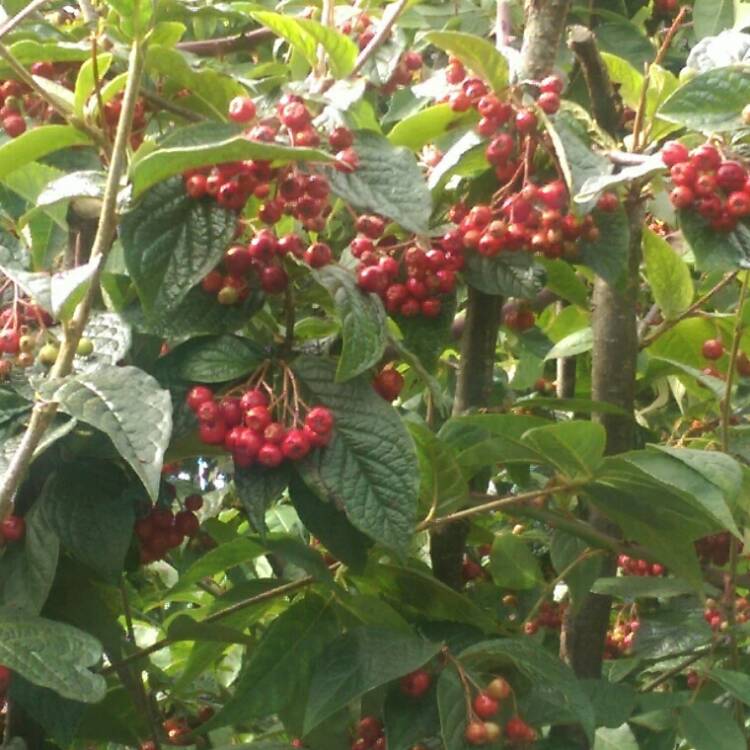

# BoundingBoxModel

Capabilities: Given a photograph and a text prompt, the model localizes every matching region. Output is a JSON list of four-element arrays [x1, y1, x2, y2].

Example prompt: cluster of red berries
[[351, 716, 386, 750], [617, 555, 665, 577], [502, 299, 536, 332], [703, 596, 750, 632], [464, 677, 535, 746], [138, 706, 215, 749], [103, 92, 151, 149], [186, 381, 334, 470], [134, 494, 202, 565], [373, 366, 405, 401], [604, 617, 639, 659], [523, 600, 565, 635], [0, 293, 58, 376], [201, 226, 333, 303], [0, 515, 25, 546], [694, 531, 735, 567], [354, 217, 462, 319], [662, 141, 750, 231]]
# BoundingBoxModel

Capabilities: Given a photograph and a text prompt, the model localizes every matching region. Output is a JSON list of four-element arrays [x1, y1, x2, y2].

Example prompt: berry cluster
[[694, 531, 735, 566], [617, 555, 665, 577], [0, 515, 25, 546], [186, 369, 334, 471], [354, 217, 462, 319], [141, 706, 215, 748], [373, 365, 405, 401], [663, 141, 750, 231], [351, 716, 386, 750], [703, 596, 750, 631], [134, 494, 202, 565], [604, 617, 639, 659], [201, 227, 333, 303], [524, 601, 565, 634], [102, 91, 151, 149], [463, 677, 535, 746], [502, 299, 536, 332]]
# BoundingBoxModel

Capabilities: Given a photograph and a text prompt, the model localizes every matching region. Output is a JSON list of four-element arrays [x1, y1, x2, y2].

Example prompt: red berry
[[669, 185, 695, 209], [329, 126, 354, 152], [1, 515, 25, 542], [373, 368, 404, 401], [702, 338, 724, 360], [261, 266, 288, 294], [515, 109, 537, 133], [450, 91, 472, 112], [690, 144, 722, 172], [201, 270, 223, 294], [281, 429, 311, 460], [175, 510, 200, 537], [505, 717, 531, 743], [727, 191, 750, 217], [421, 298, 441, 318], [356, 215, 386, 239], [199, 421, 226, 445], [185, 173, 208, 199], [540, 74, 564, 94], [2, 114, 25, 138], [0, 330, 20, 354], [280, 102, 310, 131], [596, 192, 619, 212], [473, 693, 499, 719], [486, 677, 511, 700], [537, 91, 560, 114], [223, 245, 253, 276], [357, 717, 382, 744], [400, 669, 432, 698], [245, 405, 272, 432], [717, 161, 747, 192], [263, 422, 287, 445], [0, 665, 11, 695], [403, 50, 423, 71], [236, 428, 262, 459], [228, 96, 257, 123], [661, 140, 689, 167], [464, 721, 488, 746], [185, 494, 203, 512], [197, 400, 221, 423], [220, 397, 243, 427], [357, 265, 388, 295], [240, 389, 268, 410], [538, 180, 567, 210], [304, 242, 333, 268], [306, 406, 334, 435], [186, 386, 213, 412], [257, 442, 284, 467]]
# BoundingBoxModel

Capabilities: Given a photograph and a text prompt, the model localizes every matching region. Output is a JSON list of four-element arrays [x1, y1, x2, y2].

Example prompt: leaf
[[642, 228, 693, 320], [540, 257, 589, 307], [424, 31, 509, 93], [678, 702, 745, 750], [488, 533, 542, 590], [303, 628, 441, 733], [295, 357, 419, 554], [0, 126, 91, 180], [289, 472, 371, 572], [550, 532, 604, 614], [235, 465, 291, 533], [314, 266, 387, 382], [407, 422, 468, 517], [579, 205, 631, 286], [156, 334, 266, 383], [388, 104, 473, 151], [648, 356, 727, 398], [0, 610, 105, 703], [708, 668, 750, 706], [384, 679, 438, 750], [50, 256, 102, 321], [522, 421, 606, 477], [693, 0, 734, 39], [250, 12, 358, 78], [36, 170, 107, 209], [40, 462, 134, 583], [121, 177, 236, 316], [76, 312, 132, 372], [168, 537, 265, 596], [582, 680, 637, 729], [659, 65, 750, 133], [545, 327, 593, 360], [437, 665, 473, 750], [575, 156, 666, 205], [38, 365, 172, 500], [463, 255, 545, 298], [205, 595, 339, 730], [594, 724, 639, 750], [74, 54, 112, 117], [679, 210, 750, 271], [591, 577, 695, 599], [131, 122, 332, 197], [326, 130, 432, 234], [427, 130, 485, 190]]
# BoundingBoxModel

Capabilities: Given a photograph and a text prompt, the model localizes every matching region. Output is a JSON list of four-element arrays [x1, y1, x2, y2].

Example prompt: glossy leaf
[[679, 210, 750, 271], [488, 533, 542, 590], [642, 228, 693, 320], [0, 126, 91, 180], [463, 255, 545, 298], [678, 703, 745, 750]]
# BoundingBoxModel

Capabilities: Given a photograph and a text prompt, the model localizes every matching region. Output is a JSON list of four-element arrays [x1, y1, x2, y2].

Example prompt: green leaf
[[40, 462, 134, 583], [693, 0, 734, 39], [642, 228, 694, 320], [407, 422, 468, 517], [488, 533, 542, 590], [708, 668, 750, 706], [314, 266, 387, 382], [591, 577, 695, 599], [580, 205, 631, 286], [0, 126, 91, 180], [76, 312, 132, 373], [74, 54, 112, 117], [424, 31, 509, 93], [384, 678, 438, 750], [427, 130, 486, 191], [648, 356, 727, 398], [326, 130, 432, 234], [437, 665, 473, 750], [594, 724, 639, 750], [289, 472, 371, 572], [36, 170, 107, 210], [550, 532, 604, 614], [582, 680, 637, 729], [156, 334, 266, 383], [251, 12, 358, 78], [463, 255, 544, 298], [388, 104, 473, 151], [38, 365, 172, 500], [678, 703, 745, 750], [131, 122, 332, 197], [522, 421, 606, 477], [51, 257, 101, 321], [121, 177, 236, 316], [205, 595, 339, 730], [659, 65, 750, 133], [0, 610, 105, 703], [295, 357, 419, 554], [540, 258, 589, 308], [679, 210, 750, 271], [303, 628, 441, 733], [544, 327, 593, 360], [235, 465, 291, 533], [167, 537, 266, 596], [636, 601, 712, 659], [575, 156, 665, 205]]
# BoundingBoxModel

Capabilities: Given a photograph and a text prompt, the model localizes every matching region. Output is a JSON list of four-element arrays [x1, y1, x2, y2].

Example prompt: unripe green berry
[[77, 337, 94, 357], [38, 343, 59, 366]]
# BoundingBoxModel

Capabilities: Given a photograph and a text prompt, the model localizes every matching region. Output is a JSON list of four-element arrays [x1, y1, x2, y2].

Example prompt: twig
[[639, 647, 711, 693], [0, 0, 51, 39], [140, 89, 204, 123], [496, 1, 513, 47], [0, 38, 146, 521], [176, 28, 273, 56], [350, 0, 409, 77], [640, 271, 738, 349]]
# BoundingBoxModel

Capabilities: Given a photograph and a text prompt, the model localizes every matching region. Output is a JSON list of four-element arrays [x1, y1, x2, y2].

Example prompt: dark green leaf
[[38, 364, 172, 500], [488, 533, 542, 590], [708, 668, 750, 706], [384, 678, 438, 750], [582, 680, 637, 729], [591, 577, 695, 599], [313, 266, 387, 382], [437, 665, 473, 750], [121, 177, 236, 317], [678, 702, 745, 750], [327, 131, 432, 234], [521, 421, 606, 478], [634, 601, 712, 659], [76, 312, 132, 372], [550, 532, 604, 614], [679, 210, 750, 271], [642, 228, 694, 320], [303, 628, 441, 733], [579, 205, 631, 286], [235, 464, 291, 533], [463, 255, 545, 298], [295, 357, 419, 554]]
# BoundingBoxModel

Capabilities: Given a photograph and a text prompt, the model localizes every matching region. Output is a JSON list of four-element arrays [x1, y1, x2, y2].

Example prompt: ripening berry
[[464, 721, 489, 746], [1, 515, 25, 543], [702, 339, 724, 360], [486, 677, 511, 701], [373, 368, 404, 401], [2, 114, 25, 138], [473, 693, 499, 719], [400, 668, 432, 698], [228, 96, 257, 123], [537, 91, 560, 114], [306, 406, 334, 435]]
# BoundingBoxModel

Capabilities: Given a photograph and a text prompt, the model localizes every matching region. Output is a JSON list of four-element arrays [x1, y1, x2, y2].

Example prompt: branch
[[518, 0, 571, 80], [496, 1, 513, 47], [176, 28, 273, 56], [0, 37, 146, 520], [350, 0, 408, 77]]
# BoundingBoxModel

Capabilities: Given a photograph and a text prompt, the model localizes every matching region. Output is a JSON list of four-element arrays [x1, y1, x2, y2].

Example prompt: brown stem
[[518, 0, 571, 80], [176, 28, 274, 56], [350, 0, 409, 77]]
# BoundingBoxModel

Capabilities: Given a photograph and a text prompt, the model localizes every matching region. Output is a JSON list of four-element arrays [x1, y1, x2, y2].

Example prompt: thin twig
[[639, 647, 711, 693], [140, 89, 204, 123], [176, 28, 273, 56], [0, 38, 146, 520], [0, 0, 51, 39], [350, 0, 409, 77], [640, 271, 739, 349]]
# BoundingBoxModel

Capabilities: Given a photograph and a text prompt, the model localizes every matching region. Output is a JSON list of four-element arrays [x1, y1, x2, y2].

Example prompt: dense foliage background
[[3, 0, 750, 748]]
